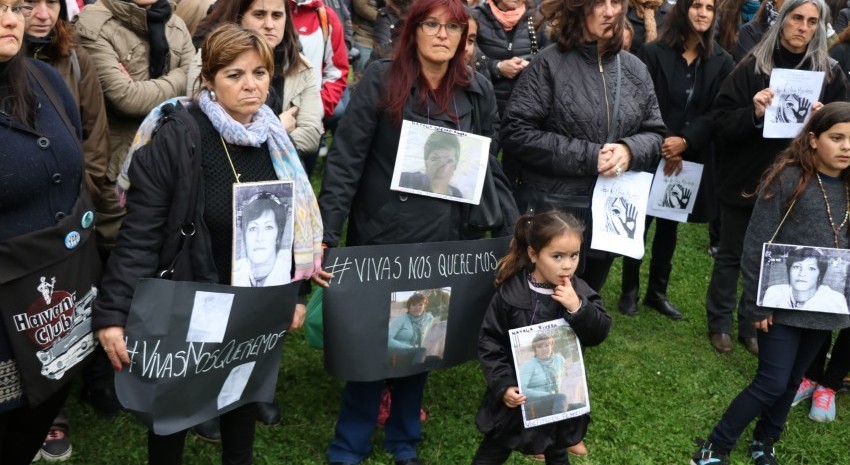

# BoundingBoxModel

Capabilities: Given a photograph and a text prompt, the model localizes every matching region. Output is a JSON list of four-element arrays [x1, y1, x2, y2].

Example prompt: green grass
[[60, 163, 850, 463]]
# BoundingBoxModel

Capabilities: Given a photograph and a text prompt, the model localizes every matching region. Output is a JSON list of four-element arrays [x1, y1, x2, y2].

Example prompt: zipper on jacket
[[599, 53, 611, 138]]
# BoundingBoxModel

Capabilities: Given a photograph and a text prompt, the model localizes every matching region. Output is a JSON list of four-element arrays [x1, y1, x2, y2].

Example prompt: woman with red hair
[[318, 0, 517, 462]]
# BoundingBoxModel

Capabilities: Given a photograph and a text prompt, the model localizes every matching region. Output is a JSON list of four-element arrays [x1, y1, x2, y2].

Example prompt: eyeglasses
[[419, 20, 465, 36], [0, 3, 33, 18]]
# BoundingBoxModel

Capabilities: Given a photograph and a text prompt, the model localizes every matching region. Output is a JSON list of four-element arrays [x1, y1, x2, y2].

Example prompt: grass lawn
[[60, 162, 850, 464]]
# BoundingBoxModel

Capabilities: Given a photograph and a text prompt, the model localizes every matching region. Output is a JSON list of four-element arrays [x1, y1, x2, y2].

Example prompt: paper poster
[[391, 120, 491, 205], [763, 69, 825, 139], [646, 159, 703, 221], [590, 172, 653, 259], [231, 181, 295, 287], [509, 320, 589, 428], [757, 243, 850, 314], [116, 279, 299, 435], [322, 237, 510, 381]]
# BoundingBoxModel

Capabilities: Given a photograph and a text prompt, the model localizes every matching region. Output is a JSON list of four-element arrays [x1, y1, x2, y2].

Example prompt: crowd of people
[[2, 0, 850, 463]]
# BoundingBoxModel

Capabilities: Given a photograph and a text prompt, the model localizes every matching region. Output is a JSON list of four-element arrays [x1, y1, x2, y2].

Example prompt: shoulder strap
[[768, 199, 798, 244], [317, 6, 329, 45], [25, 60, 84, 158], [606, 54, 621, 144], [70, 49, 81, 84]]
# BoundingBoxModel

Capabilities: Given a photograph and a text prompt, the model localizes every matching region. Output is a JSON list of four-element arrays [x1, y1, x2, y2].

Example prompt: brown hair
[[540, 0, 625, 57], [199, 23, 275, 89], [494, 210, 585, 286]]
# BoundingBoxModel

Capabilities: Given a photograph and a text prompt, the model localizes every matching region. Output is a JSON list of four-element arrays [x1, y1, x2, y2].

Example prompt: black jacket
[[711, 52, 850, 207], [626, 5, 670, 54], [471, 2, 548, 115], [733, 19, 768, 63], [476, 272, 610, 452], [318, 60, 519, 247], [93, 105, 217, 329], [638, 41, 735, 222], [501, 42, 665, 196], [830, 42, 850, 78], [369, 0, 412, 62]]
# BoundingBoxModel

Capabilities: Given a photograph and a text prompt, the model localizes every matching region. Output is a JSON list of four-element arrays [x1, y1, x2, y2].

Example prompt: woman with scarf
[[471, 0, 547, 117], [626, 0, 671, 53], [74, 0, 195, 255], [618, 0, 734, 320], [733, 0, 784, 62], [94, 24, 324, 465]]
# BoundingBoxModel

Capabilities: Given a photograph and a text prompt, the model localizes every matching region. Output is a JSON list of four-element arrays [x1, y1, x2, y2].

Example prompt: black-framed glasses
[[419, 20, 465, 36], [0, 3, 33, 18]]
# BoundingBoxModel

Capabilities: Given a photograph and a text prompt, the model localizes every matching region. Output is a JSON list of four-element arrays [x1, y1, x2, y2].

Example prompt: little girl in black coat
[[473, 210, 612, 465]]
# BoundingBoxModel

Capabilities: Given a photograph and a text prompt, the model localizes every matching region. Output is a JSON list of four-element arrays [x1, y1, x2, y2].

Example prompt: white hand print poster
[[763, 69, 824, 139], [590, 172, 653, 259], [646, 159, 703, 221]]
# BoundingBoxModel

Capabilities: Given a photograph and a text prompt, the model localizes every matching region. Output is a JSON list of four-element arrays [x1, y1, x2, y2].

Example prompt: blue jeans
[[708, 323, 830, 452], [328, 372, 428, 463]]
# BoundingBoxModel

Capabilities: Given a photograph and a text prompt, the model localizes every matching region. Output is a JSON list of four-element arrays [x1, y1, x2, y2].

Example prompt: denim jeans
[[328, 372, 428, 463], [709, 323, 830, 451]]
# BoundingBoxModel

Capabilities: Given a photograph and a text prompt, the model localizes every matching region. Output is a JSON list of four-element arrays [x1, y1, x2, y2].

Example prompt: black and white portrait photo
[[391, 121, 490, 204], [231, 181, 295, 287], [757, 244, 850, 314]]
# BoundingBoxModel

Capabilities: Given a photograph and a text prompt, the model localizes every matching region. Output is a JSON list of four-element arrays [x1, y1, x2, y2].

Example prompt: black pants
[[806, 328, 850, 391], [0, 383, 70, 465], [621, 217, 679, 286], [705, 202, 756, 338], [148, 403, 257, 465], [472, 434, 570, 465]]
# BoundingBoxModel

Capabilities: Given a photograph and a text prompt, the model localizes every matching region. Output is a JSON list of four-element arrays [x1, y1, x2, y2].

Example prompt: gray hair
[[749, 0, 833, 80]]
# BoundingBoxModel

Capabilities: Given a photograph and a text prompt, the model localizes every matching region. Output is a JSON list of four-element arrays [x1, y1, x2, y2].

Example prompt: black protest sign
[[323, 237, 510, 381], [116, 278, 298, 435]]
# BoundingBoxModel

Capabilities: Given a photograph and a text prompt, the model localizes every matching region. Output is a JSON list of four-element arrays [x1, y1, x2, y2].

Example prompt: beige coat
[[75, 0, 195, 185], [188, 50, 322, 155]]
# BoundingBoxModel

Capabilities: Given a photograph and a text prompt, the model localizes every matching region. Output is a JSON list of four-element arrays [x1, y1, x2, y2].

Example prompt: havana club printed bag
[[0, 194, 101, 406]]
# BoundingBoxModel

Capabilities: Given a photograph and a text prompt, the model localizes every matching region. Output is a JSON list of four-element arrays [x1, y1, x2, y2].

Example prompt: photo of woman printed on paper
[[757, 244, 850, 314], [391, 121, 490, 204], [231, 181, 294, 287], [387, 288, 450, 369], [510, 323, 589, 428]]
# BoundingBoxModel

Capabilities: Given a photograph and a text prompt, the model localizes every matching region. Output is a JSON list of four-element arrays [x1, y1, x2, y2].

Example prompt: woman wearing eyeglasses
[[318, 0, 517, 462], [0, 2, 101, 463]]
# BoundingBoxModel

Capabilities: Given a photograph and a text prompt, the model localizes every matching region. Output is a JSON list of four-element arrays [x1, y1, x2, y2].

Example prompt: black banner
[[116, 279, 298, 435], [323, 237, 510, 381]]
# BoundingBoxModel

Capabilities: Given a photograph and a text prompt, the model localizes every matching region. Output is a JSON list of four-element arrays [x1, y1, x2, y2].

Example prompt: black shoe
[[192, 417, 221, 443], [644, 295, 682, 320], [618, 292, 639, 316], [395, 459, 421, 465], [79, 385, 122, 417], [256, 401, 281, 426], [709, 333, 733, 354], [739, 337, 759, 356]]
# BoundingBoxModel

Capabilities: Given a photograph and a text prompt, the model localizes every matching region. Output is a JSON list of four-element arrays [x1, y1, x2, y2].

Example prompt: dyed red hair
[[383, 0, 471, 125]]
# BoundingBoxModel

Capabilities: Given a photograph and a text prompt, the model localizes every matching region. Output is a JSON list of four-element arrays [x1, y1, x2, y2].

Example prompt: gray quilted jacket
[[500, 42, 665, 196]]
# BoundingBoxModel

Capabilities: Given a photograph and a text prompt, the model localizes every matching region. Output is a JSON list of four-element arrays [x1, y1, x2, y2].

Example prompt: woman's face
[[494, 0, 522, 11], [789, 257, 820, 293], [408, 301, 426, 316], [584, 0, 623, 43], [208, 49, 270, 125], [23, 0, 59, 37], [464, 19, 477, 65], [241, 0, 287, 49], [779, 2, 819, 53], [416, 6, 463, 69], [245, 209, 279, 266], [0, 1, 25, 62], [688, 0, 714, 34], [533, 341, 553, 360]]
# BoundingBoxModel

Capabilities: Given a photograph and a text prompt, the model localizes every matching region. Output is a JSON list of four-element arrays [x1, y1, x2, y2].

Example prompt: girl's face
[[464, 19, 477, 65], [528, 231, 582, 287], [688, 0, 714, 34], [241, 0, 287, 49], [809, 122, 850, 177]]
